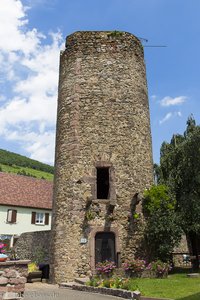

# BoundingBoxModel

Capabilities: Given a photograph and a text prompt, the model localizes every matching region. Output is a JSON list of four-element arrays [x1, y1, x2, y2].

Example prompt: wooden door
[[95, 232, 116, 265]]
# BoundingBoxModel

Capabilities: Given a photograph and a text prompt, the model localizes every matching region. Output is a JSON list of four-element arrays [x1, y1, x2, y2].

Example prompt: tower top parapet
[[64, 31, 143, 56]]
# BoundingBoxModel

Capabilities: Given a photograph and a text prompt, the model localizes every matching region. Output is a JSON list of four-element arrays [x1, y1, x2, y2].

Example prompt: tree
[[159, 116, 200, 269], [143, 185, 182, 262]]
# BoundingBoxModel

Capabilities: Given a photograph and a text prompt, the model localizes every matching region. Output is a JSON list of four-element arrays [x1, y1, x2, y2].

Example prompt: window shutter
[[45, 213, 49, 225], [31, 212, 36, 224], [7, 210, 12, 223], [12, 210, 17, 223]]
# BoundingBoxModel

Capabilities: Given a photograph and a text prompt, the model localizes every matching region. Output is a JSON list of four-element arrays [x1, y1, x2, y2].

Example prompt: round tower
[[51, 31, 153, 283]]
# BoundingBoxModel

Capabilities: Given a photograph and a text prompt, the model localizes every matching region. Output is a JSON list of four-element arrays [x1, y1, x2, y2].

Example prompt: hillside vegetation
[[0, 149, 54, 181]]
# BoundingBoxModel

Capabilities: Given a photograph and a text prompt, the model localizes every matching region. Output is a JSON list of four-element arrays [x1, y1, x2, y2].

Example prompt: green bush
[[143, 185, 175, 215], [147, 260, 171, 278], [143, 185, 182, 262], [86, 277, 100, 287], [87, 276, 136, 290]]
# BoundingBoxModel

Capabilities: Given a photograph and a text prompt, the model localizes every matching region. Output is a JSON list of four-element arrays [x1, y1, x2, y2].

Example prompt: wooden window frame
[[35, 212, 45, 225]]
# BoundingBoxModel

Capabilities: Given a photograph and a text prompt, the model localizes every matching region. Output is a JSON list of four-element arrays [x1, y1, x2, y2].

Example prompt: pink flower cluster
[[123, 259, 146, 273], [146, 260, 171, 277], [96, 260, 116, 275], [0, 243, 7, 253]]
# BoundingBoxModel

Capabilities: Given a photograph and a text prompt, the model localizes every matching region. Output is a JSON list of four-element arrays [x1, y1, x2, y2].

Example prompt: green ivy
[[85, 210, 96, 221]]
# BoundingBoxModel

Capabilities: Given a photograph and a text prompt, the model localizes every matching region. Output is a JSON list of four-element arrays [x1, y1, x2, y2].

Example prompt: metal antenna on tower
[[138, 37, 167, 48]]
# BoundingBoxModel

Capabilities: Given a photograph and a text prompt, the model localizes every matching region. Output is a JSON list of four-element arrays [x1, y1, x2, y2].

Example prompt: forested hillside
[[0, 149, 54, 181]]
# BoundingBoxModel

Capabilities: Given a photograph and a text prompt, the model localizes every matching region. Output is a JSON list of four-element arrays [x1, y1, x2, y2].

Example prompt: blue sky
[[0, 0, 200, 165]]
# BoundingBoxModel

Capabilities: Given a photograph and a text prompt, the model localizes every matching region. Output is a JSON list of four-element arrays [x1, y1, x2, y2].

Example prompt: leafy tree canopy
[[143, 185, 175, 215], [159, 115, 200, 234], [143, 185, 182, 262], [158, 115, 200, 268]]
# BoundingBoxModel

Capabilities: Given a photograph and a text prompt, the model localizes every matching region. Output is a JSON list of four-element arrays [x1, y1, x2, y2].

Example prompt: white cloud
[[0, 0, 43, 54], [177, 111, 182, 117], [150, 95, 157, 100], [6, 129, 55, 164], [159, 112, 173, 124], [0, 0, 64, 164], [160, 96, 187, 107], [159, 111, 182, 125]]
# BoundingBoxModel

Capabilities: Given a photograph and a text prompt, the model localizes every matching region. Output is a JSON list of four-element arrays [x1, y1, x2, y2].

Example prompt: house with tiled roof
[[0, 172, 53, 239]]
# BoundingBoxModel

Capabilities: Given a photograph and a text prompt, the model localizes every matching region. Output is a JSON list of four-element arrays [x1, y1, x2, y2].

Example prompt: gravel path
[[24, 283, 122, 300]]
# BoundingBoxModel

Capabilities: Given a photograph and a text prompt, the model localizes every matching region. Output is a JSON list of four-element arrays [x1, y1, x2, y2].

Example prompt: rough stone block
[[0, 286, 7, 293], [187, 273, 200, 278], [0, 278, 8, 286], [3, 271, 17, 279], [7, 284, 24, 293], [8, 278, 26, 285], [133, 290, 141, 300], [2, 292, 20, 300]]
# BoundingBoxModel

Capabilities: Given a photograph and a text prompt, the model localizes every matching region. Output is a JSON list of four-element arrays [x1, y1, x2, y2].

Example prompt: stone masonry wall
[[173, 235, 190, 267], [14, 231, 50, 264], [0, 260, 30, 300], [51, 31, 154, 283]]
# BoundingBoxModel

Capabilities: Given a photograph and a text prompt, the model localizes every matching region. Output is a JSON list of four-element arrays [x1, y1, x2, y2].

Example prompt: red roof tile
[[0, 172, 53, 209]]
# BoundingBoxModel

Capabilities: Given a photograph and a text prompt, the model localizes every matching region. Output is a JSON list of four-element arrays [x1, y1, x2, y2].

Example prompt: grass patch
[[129, 273, 200, 299], [0, 164, 53, 181], [87, 273, 200, 300]]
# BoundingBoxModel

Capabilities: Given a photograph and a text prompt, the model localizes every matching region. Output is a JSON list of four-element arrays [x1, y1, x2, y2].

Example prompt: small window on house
[[35, 213, 45, 224], [7, 209, 17, 223], [31, 212, 49, 225], [96, 167, 110, 199]]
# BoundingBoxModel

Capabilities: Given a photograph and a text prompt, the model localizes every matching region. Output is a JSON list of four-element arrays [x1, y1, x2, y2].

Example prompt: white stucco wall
[[0, 205, 52, 235]]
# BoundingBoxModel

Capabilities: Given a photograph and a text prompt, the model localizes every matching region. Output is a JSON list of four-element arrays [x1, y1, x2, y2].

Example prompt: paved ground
[[24, 283, 122, 300]]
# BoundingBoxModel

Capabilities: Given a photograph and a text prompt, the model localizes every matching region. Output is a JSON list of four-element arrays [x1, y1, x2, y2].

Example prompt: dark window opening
[[97, 167, 110, 199]]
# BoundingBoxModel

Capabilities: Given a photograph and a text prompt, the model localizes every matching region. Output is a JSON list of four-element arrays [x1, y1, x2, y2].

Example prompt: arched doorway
[[95, 232, 116, 265]]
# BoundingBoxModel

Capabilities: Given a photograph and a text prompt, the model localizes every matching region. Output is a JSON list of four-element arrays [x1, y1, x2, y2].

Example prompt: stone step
[[59, 282, 81, 289], [187, 273, 200, 278], [74, 277, 89, 285]]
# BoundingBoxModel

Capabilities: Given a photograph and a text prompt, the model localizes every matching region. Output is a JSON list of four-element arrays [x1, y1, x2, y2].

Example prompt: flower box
[[27, 271, 42, 283]]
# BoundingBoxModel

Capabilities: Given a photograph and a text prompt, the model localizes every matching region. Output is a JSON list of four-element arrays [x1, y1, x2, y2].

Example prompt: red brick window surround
[[89, 226, 120, 271], [92, 161, 116, 203], [96, 167, 110, 199]]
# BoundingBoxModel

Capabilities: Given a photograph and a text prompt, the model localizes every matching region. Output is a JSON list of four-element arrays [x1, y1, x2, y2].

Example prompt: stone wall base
[[60, 283, 173, 300], [0, 260, 30, 300]]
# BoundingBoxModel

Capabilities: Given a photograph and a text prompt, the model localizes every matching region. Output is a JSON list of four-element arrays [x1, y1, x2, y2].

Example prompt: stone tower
[[51, 31, 153, 283]]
